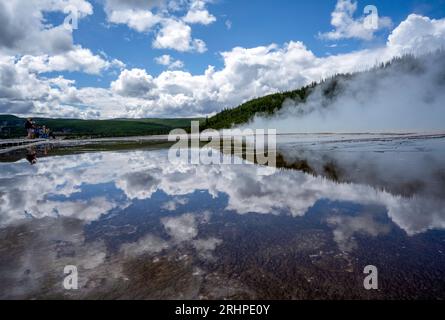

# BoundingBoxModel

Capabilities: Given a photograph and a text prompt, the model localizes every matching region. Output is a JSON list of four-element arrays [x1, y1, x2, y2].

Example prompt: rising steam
[[246, 51, 445, 133]]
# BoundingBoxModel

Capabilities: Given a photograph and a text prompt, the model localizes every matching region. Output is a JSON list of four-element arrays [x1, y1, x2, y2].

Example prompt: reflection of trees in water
[[218, 136, 445, 199], [273, 147, 445, 199]]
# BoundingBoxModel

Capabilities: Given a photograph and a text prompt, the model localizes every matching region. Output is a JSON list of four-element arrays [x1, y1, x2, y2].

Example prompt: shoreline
[[1, 132, 445, 155]]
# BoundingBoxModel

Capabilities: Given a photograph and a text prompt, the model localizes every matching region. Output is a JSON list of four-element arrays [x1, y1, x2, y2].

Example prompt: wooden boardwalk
[[0, 138, 45, 147], [0, 139, 52, 154], [0, 135, 171, 154]]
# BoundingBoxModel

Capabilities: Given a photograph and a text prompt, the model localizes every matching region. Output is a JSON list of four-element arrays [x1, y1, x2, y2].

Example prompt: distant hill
[[202, 85, 315, 131], [200, 76, 353, 130], [0, 115, 203, 139], [202, 51, 444, 131]]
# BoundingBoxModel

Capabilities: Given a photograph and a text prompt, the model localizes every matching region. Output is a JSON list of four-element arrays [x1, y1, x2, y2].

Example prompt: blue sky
[[53, 0, 445, 88], [1, 0, 445, 118]]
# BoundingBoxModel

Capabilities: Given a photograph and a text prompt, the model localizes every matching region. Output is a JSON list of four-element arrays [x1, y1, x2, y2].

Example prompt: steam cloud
[[247, 52, 445, 133]]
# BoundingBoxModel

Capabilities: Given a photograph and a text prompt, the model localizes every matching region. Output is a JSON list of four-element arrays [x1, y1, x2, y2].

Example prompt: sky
[[1, 0, 445, 119]]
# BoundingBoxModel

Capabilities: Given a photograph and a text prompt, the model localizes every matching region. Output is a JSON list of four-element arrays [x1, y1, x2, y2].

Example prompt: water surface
[[1, 134, 445, 299]]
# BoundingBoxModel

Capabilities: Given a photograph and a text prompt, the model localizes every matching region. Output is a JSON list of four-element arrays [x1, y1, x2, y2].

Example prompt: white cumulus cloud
[[154, 54, 184, 69], [111, 68, 155, 97], [153, 19, 207, 52], [104, 0, 213, 52], [320, 0, 392, 41], [0, 0, 93, 55], [183, 0, 216, 25]]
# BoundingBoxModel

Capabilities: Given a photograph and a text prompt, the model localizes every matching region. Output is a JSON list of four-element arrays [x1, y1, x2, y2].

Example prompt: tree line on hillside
[[0, 116, 202, 139], [202, 51, 444, 130], [201, 84, 316, 131]]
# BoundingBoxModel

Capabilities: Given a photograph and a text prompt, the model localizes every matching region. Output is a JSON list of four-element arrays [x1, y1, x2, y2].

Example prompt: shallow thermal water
[[0, 134, 445, 299]]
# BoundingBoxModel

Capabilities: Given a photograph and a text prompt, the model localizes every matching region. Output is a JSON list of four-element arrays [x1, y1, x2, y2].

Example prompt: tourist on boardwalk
[[25, 118, 35, 139]]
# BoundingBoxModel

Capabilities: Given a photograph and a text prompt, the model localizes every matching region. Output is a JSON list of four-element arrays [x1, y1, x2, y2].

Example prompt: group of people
[[25, 118, 54, 139]]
